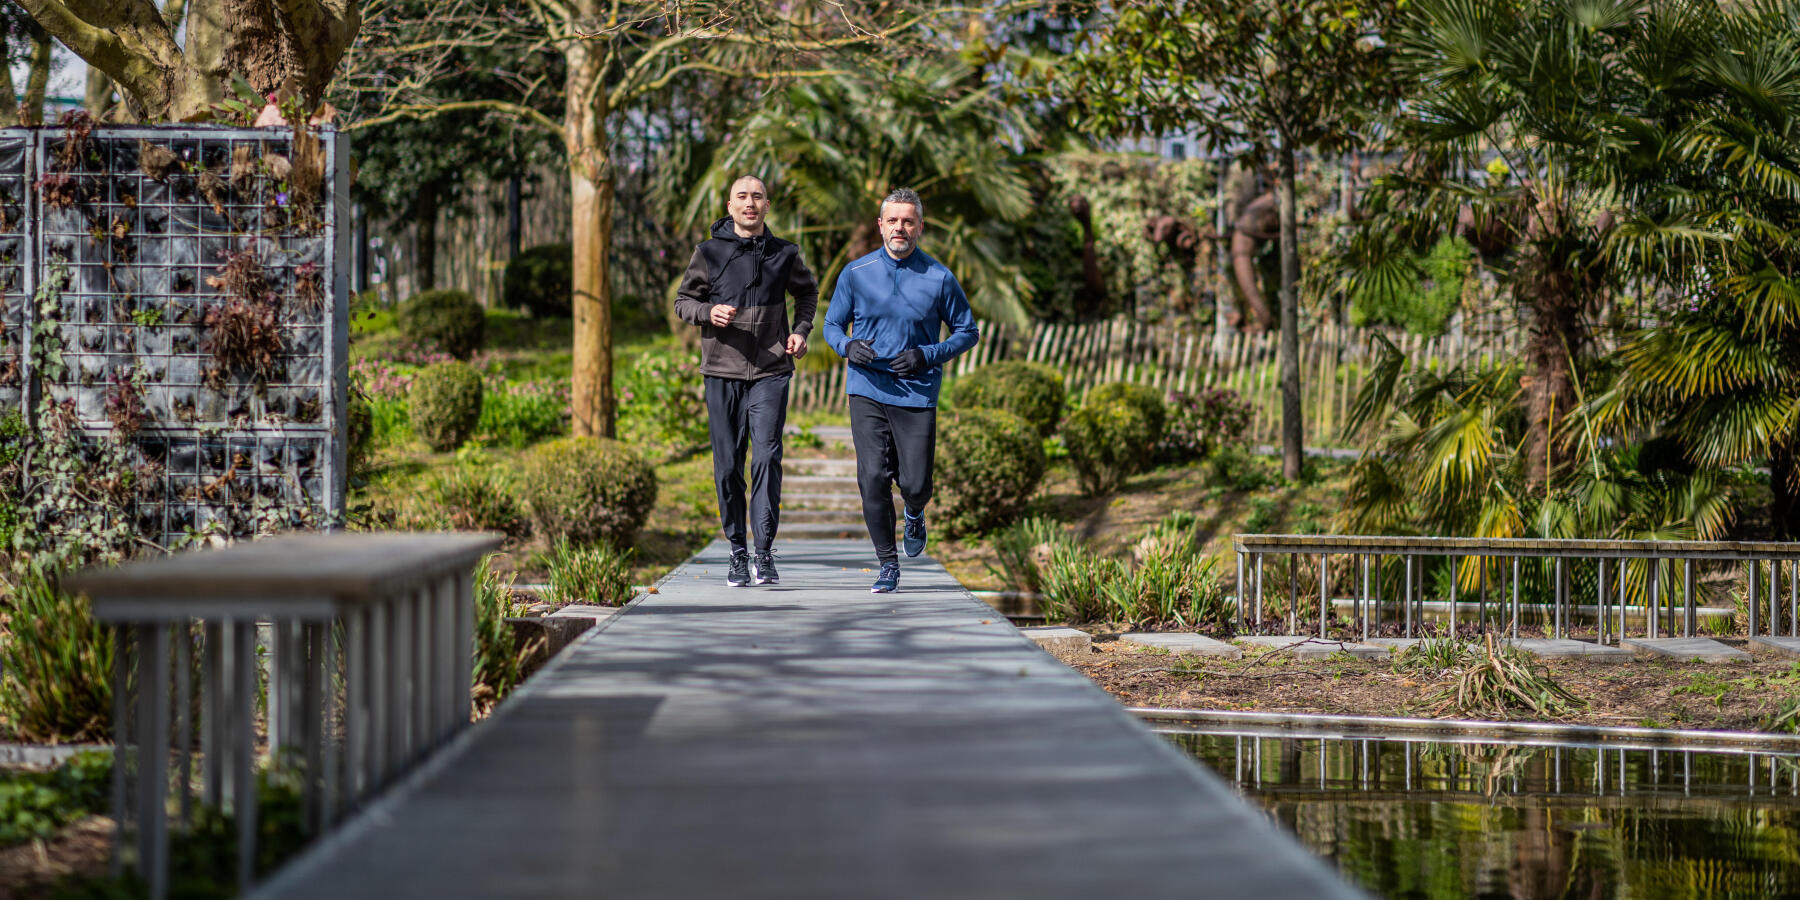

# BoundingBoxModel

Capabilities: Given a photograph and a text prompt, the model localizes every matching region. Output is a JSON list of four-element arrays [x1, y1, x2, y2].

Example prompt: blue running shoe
[[871, 562, 900, 593], [903, 509, 927, 558]]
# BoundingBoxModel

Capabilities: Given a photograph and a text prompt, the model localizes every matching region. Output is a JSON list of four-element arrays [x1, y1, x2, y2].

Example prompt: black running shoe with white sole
[[903, 509, 927, 558], [752, 551, 779, 585], [726, 548, 751, 587]]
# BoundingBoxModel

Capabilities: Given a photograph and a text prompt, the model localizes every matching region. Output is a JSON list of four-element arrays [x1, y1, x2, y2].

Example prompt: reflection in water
[[1168, 730, 1800, 899]]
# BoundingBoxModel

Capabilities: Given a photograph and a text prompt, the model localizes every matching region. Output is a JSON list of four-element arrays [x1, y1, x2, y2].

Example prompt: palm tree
[[1588, 0, 1800, 536], [672, 56, 1040, 325]]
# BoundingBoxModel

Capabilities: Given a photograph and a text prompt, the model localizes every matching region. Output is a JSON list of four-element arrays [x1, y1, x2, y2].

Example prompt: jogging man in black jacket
[[673, 175, 820, 586]]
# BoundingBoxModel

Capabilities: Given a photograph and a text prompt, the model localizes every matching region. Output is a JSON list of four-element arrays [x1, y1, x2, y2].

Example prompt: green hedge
[[409, 361, 484, 452], [1063, 396, 1157, 495], [504, 243, 573, 318], [946, 361, 1066, 437], [1084, 382, 1167, 445], [397, 289, 486, 359], [935, 407, 1046, 537], [519, 437, 658, 547]]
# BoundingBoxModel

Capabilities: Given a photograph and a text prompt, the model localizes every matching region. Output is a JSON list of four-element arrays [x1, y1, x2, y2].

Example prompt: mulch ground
[[1052, 635, 1800, 732], [0, 816, 112, 899]]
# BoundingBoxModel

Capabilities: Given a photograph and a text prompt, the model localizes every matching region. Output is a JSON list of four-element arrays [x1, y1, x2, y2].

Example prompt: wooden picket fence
[[791, 318, 1521, 447]]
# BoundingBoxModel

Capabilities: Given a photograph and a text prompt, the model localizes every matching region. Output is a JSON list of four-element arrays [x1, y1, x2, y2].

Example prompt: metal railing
[[69, 532, 501, 900], [1233, 535, 1800, 642]]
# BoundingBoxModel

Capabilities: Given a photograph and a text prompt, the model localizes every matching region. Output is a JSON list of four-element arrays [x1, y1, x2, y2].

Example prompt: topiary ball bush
[[409, 360, 484, 452], [1084, 381, 1167, 446], [504, 243, 574, 318], [946, 361, 1066, 437], [1063, 398, 1157, 496], [520, 437, 658, 548], [935, 407, 1046, 538], [397, 289, 486, 359]]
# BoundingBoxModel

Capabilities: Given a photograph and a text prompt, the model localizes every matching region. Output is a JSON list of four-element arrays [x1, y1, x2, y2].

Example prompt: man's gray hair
[[881, 187, 925, 222]]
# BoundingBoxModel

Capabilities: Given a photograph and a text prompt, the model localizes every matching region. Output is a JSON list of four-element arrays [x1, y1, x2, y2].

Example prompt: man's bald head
[[726, 175, 770, 237]]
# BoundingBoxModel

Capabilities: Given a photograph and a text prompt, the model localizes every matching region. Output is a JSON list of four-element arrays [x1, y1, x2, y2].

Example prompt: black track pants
[[849, 395, 936, 564], [706, 374, 790, 553]]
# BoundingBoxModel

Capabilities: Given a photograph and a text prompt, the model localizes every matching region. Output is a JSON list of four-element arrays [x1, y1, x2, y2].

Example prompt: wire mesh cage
[[7, 123, 348, 547]]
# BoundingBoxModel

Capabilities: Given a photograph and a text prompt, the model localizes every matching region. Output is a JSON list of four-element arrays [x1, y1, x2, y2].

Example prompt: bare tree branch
[[347, 99, 565, 138]]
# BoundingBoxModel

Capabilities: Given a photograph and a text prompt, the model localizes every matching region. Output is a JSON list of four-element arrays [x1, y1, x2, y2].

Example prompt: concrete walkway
[[257, 539, 1357, 899]]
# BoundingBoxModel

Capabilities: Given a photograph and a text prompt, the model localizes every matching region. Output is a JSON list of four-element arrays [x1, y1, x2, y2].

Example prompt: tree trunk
[[1520, 253, 1581, 491], [0, 40, 17, 128], [567, 13, 615, 439], [23, 26, 52, 125], [413, 187, 439, 293], [1772, 441, 1800, 541], [1276, 143, 1304, 481], [84, 66, 116, 120]]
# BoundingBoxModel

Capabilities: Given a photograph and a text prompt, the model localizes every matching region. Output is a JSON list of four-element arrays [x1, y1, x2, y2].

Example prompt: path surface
[[256, 540, 1358, 899]]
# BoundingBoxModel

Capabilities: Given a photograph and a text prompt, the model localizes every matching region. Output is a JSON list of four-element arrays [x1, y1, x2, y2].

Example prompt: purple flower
[[276, 192, 290, 207]]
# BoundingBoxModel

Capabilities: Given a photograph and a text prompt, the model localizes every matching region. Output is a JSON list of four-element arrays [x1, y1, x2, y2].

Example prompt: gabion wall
[[4, 124, 348, 545]]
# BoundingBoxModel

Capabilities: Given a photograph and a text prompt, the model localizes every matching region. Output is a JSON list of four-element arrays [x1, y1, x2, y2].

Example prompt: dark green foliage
[[1348, 235, 1473, 336], [544, 537, 636, 606], [0, 751, 110, 846], [1040, 542, 1121, 624], [472, 555, 523, 706], [427, 464, 529, 538], [1063, 388, 1162, 495], [519, 437, 658, 548], [1085, 382, 1167, 444], [1159, 388, 1254, 464], [935, 408, 1046, 538], [0, 570, 114, 742], [397, 289, 486, 359], [504, 243, 573, 318], [947, 362, 1066, 437], [345, 390, 374, 476], [408, 361, 484, 452]]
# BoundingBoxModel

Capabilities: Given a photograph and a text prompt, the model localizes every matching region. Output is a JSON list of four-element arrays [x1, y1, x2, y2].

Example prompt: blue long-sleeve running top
[[823, 247, 979, 407]]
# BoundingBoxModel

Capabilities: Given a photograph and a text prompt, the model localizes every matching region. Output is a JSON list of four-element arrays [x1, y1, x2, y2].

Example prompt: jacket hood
[[711, 216, 781, 243]]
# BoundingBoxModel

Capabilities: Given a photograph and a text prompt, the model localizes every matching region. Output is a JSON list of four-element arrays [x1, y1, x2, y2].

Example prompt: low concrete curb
[[1236, 635, 1387, 659], [1121, 633, 1242, 659], [1019, 625, 1091, 654], [1623, 636, 1751, 663], [1505, 638, 1634, 660], [1751, 636, 1800, 656]]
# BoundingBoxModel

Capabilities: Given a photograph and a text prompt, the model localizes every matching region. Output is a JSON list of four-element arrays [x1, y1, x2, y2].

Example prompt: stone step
[[787, 424, 855, 441], [778, 508, 869, 524], [1120, 633, 1241, 659], [784, 458, 859, 476], [1234, 635, 1387, 659], [781, 492, 864, 510], [779, 522, 868, 539], [786, 474, 862, 489], [1622, 637, 1750, 663]]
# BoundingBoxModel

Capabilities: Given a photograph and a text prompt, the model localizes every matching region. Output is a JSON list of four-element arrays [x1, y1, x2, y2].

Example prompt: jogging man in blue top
[[824, 187, 979, 593]]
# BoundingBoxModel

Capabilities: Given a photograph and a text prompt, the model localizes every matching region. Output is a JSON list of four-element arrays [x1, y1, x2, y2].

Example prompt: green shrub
[[985, 516, 1067, 595], [1040, 542, 1122, 624], [1158, 388, 1254, 464], [0, 751, 111, 846], [519, 437, 658, 547], [1062, 399, 1156, 495], [1105, 551, 1228, 630], [545, 537, 637, 607], [472, 555, 525, 711], [1211, 446, 1278, 491], [409, 361, 484, 452], [427, 462, 529, 537], [504, 243, 573, 318], [935, 408, 1046, 537], [0, 570, 114, 742], [617, 345, 707, 457], [1085, 382, 1167, 444], [947, 362, 1066, 437], [396, 289, 486, 358], [477, 378, 569, 449]]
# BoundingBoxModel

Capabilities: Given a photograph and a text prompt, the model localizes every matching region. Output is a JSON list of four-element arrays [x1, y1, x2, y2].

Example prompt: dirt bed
[[1052, 636, 1800, 732]]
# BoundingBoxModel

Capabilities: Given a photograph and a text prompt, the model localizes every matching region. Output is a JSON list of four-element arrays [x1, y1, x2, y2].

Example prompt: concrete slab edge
[[1132, 708, 1800, 753]]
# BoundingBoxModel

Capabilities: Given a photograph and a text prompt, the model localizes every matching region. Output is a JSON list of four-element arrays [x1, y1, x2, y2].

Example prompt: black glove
[[890, 348, 928, 377], [846, 339, 877, 366]]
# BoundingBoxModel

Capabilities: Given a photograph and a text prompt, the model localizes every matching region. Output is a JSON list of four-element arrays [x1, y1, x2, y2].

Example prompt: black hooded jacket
[[673, 217, 820, 380]]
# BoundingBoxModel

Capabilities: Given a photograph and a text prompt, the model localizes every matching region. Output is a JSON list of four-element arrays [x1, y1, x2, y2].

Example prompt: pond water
[[1168, 729, 1800, 899]]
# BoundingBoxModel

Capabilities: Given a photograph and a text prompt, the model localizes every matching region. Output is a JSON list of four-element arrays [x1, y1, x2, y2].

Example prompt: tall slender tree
[[1057, 0, 1401, 480]]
